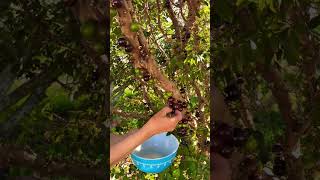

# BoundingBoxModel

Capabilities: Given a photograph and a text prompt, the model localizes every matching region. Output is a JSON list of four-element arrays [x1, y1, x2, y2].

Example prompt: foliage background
[[212, 0, 320, 179], [0, 0, 108, 179]]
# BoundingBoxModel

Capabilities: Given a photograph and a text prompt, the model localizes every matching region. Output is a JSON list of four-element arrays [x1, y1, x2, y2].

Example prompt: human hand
[[142, 107, 183, 136]]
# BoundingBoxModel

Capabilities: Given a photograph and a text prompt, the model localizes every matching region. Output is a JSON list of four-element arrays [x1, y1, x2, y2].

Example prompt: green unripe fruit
[[80, 22, 96, 39], [130, 22, 140, 32]]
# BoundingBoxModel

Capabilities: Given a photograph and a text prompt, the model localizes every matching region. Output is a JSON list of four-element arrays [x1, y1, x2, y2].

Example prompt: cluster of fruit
[[166, 96, 188, 117], [224, 77, 244, 102], [181, 27, 191, 42], [272, 143, 287, 177], [212, 122, 250, 158], [240, 155, 265, 180], [117, 37, 133, 52], [164, 0, 171, 8], [142, 70, 151, 82]]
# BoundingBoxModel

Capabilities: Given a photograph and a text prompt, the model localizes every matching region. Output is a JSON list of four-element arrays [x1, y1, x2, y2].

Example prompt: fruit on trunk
[[125, 45, 133, 52], [112, 0, 122, 8], [117, 37, 127, 47]]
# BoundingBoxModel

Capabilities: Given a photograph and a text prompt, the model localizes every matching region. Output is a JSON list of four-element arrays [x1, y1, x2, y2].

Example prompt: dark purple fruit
[[224, 82, 241, 101], [164, 0, 170, 8], [233, 128, 249, 147], [168, 101, 174, 108], [181, 118, 189, 123], [174, 104, 180, 110], [143, 76, 150, 81], [272, 143, 284, 153], [118, 37, 127, 47], [180, 87, 185, 94], [168, 96, 175, 102], [125, 45, 133, 52], [112, 0, 122, 8], [195, 110, 200, 118], [178, 127, 187, 136], [182, 102, 187, 108], [185, 31, 191, 39]]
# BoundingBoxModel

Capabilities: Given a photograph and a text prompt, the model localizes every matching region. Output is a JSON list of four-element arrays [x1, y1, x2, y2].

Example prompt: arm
[[110, 129, 138, 146], [110, 107, 182, 166]]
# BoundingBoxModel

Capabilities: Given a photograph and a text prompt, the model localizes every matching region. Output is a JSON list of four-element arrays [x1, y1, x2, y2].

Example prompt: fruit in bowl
[[130, 132, 179, 173]]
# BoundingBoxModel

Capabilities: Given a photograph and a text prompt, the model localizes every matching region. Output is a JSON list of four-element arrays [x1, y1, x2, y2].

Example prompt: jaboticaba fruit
[[164, 0, 170, 8], [80, 21, 96, 39], [125, 45, 133, 52], [118, 37, 127, 47], [168, 96, 175, 102], [182, 101, 187, 108], [130, 22, 140, 32], [143, 71, 151, 82], [185, 31, 191, 39], [195, 110, 200, 118], [272, 143, 284, 153], [180, 87, 185, 94], [112, 0, 122, 8]]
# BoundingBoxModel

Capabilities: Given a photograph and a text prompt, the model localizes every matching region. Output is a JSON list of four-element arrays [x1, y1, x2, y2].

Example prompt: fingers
[[161, 106, 172, 113], [174, 110, 183, 122]]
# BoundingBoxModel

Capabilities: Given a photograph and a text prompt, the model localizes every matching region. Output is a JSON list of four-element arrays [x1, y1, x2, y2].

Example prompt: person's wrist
[[141, 121, 155, 138]]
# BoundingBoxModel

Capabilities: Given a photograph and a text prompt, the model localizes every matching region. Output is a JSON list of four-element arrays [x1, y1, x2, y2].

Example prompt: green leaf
[[173, 169, 180, 178], [214, 0, 233, 22]]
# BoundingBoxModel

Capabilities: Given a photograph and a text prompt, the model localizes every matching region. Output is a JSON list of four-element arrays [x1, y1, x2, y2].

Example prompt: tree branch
[[0, 144, 106, 179], [0, 65, 61, 112], [256, 63, 297, 150], [115, 0, 182, 100]]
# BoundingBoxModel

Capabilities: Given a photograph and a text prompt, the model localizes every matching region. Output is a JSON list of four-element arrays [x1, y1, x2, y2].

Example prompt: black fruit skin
[[118, 37, 127, 47], [185, 31, 191, 39], [180, 87, 185, 94], [224, 84, 241, 101], [273, 156, 286, 176], [212, 122, 251, 159], [164, 0, 170, 8], [143, 76, 150, 82], [233, 127, 249, 147], [112, 0, 122, 8], [182, 102, 187, 108], [195, 110, 200, 118], [125, 45, 133, 52], [272, 143, 284, 153]]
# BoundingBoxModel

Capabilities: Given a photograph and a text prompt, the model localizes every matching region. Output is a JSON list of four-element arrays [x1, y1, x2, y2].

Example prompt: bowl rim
[[131, 132, 180, 161]]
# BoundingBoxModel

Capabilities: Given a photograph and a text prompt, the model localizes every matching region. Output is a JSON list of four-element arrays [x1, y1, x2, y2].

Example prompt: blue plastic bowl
[[130, 132, 179, 173]]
